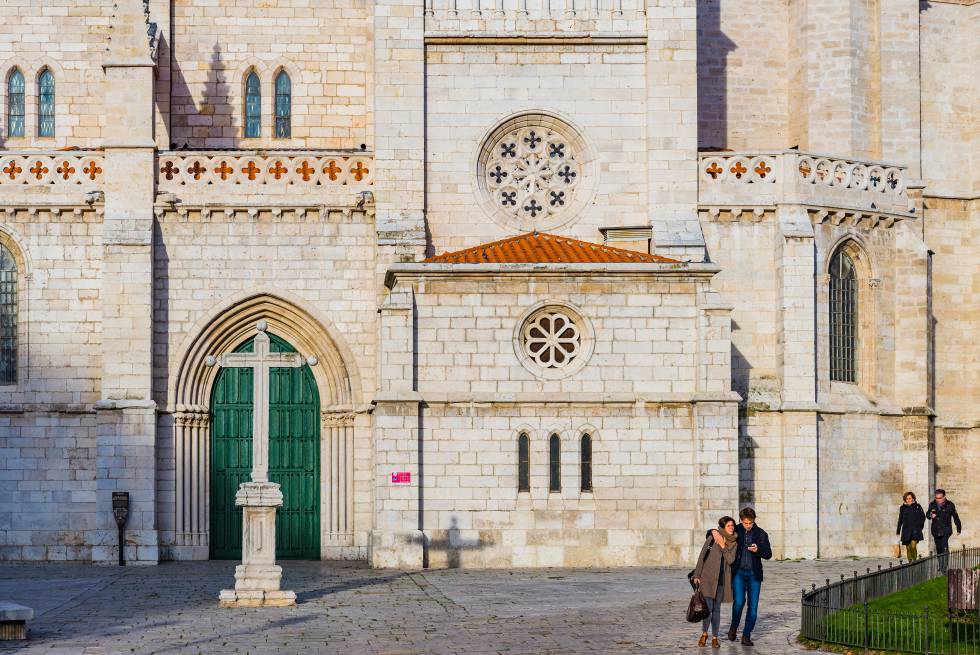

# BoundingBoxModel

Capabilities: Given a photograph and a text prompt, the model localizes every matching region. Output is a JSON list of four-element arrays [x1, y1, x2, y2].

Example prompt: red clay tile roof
[[424, 232, 680, 264]]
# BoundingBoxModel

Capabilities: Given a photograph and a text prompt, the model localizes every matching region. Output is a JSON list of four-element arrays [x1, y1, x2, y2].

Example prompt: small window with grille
[[0, 245, 17, 384], [580, 433, 592, 492], [829, 249, 857, 382], [549, 434, 561, 493], [517, 432, 530, 493]]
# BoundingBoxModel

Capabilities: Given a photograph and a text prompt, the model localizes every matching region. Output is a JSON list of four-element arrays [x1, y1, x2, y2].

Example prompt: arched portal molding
[[168, 290, 363, 556], [169, 289, 362, 413]]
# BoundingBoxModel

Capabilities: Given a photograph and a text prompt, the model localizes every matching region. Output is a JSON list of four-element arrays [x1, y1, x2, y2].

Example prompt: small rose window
[[522, 311, 581, 369]]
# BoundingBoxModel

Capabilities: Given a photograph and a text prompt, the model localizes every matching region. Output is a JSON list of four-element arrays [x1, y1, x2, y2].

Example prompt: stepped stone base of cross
[[217, 482, 297, 608]]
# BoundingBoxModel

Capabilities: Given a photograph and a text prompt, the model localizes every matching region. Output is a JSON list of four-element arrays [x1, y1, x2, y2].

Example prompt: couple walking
[[896, 489, 962, 568], [692, 507, 772, 649]]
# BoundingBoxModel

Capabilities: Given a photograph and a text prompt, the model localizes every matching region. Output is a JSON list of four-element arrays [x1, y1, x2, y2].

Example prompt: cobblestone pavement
[[0, 558, 889, 655]]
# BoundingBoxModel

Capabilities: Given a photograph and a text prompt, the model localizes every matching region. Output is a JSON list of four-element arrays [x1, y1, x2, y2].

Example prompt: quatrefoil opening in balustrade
[[476, 113, 596, 232], [514, 302, 594, 380]]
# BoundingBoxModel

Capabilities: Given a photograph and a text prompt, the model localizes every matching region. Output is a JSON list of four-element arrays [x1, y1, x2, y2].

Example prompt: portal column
[[322, 411, 357, 558], [174, 406, 209, 558]]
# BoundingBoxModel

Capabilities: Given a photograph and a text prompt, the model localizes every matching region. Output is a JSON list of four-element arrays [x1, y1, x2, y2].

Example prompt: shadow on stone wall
[[424, 516, 496, 569], [697, 0, 737, 151], [167, 42, 236, 149]]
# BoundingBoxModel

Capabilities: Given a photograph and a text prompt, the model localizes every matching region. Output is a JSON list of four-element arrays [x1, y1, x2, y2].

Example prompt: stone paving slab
[[0, 558, 890, 654]]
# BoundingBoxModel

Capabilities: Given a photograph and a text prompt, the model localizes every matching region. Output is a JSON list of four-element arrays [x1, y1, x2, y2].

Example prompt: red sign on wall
[[391, 472, 411, 484]]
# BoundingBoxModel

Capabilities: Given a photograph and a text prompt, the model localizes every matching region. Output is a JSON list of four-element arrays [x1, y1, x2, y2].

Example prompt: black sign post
[[112, 492, 129, 566]]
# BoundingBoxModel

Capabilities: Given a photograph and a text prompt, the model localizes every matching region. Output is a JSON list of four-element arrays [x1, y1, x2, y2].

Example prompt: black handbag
[[686, 588, 711, 623]]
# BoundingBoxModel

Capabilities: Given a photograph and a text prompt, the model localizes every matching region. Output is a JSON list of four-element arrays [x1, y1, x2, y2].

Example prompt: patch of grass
[[865, 576, 948, 614], [809, 577, 980, 654]]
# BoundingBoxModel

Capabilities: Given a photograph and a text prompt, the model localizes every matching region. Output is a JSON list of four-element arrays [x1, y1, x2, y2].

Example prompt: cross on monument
[[213, 320, 313, 608], [219, 323, 304, 484]]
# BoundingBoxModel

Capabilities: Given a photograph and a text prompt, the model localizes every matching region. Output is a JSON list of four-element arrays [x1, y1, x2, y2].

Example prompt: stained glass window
[[274, 71, 291, 138], [244, 71, 261, 138], [37, 69, 55, 137], [7, 69, 24, 137]]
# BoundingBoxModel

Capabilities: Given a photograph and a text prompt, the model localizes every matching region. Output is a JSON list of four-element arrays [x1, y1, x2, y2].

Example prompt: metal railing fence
[[801, 545, 980, 655]]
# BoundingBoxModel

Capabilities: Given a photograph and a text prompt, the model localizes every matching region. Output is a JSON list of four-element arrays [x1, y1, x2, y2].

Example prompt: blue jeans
[[730, 568, 762, 637]]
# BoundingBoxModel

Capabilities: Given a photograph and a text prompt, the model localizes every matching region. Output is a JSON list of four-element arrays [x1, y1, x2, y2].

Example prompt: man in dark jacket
[[927, 488, 962, 571], [726, 507, 772, 647]]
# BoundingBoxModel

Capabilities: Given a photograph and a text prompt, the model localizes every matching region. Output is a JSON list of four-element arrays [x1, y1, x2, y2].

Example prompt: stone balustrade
[[0, 151, 104, 190], [424, 0, 646, 34], [156, 151, 374, 199], [699, 151, 911, 216]]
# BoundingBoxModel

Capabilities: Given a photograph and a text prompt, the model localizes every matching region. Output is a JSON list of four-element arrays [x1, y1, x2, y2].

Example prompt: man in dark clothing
[[727, 507, 772, 647], [927, 488, 962, 572]]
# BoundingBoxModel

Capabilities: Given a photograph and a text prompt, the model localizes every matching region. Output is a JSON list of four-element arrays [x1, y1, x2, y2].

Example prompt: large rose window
[[477, 115, 593, 231]]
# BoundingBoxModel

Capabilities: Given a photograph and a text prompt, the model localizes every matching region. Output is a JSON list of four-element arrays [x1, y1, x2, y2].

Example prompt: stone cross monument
[[216, 321, 305, 608]]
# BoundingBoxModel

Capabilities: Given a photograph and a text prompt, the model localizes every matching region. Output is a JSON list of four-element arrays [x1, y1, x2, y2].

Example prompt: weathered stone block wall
[[0, 208, 103, 561], [928, 197, 980, 551], [425, 45, 648, 252], [818, 412, 905, 558], [167, 0, 371, 149], [0, 1, 111, 147], [415, 401, 737, 568], [936, 426, 980, 549], [700, 216, 780, 402], [926, 201, 980, 423], [920, 2, 978, 196], [412, 274, 707, 395], [696, 0, 788, 151]]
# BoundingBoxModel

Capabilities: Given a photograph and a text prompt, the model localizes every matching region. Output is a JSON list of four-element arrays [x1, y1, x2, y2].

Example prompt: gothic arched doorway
[[209, 333, 321, 560]]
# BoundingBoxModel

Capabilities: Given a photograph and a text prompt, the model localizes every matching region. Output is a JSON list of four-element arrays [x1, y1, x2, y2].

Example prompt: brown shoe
[[741, 635, 754, 647], [712, 637, 721, 649], [727, 628, 737, 641], [698, 633, 708, 647]]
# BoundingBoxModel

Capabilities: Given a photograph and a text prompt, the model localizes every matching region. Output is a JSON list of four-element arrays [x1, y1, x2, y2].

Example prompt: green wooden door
[[210, 333, 320, 560]]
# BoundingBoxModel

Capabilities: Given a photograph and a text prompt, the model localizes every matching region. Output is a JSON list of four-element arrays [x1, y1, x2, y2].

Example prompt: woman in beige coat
[[693, 516, 738, 648]]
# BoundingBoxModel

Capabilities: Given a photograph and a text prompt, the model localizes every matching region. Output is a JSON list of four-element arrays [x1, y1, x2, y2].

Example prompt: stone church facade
[[0, 0, 975, 567]]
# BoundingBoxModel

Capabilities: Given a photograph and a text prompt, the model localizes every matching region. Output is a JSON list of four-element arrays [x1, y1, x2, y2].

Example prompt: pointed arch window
[[517, 432, 530, 492], [829, 248, 857, 382], [244, 71, 261, 138], [274, 70, 291, 138], [580, 433, 593, 492], [37, 69, 55, 137], [7, 69, 25, 137], [0, 245, 17, 384], [549, 434, 561, 493]]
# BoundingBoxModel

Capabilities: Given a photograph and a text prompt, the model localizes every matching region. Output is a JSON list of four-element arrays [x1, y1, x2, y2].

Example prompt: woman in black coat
[[896, 491, 926, 561]]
